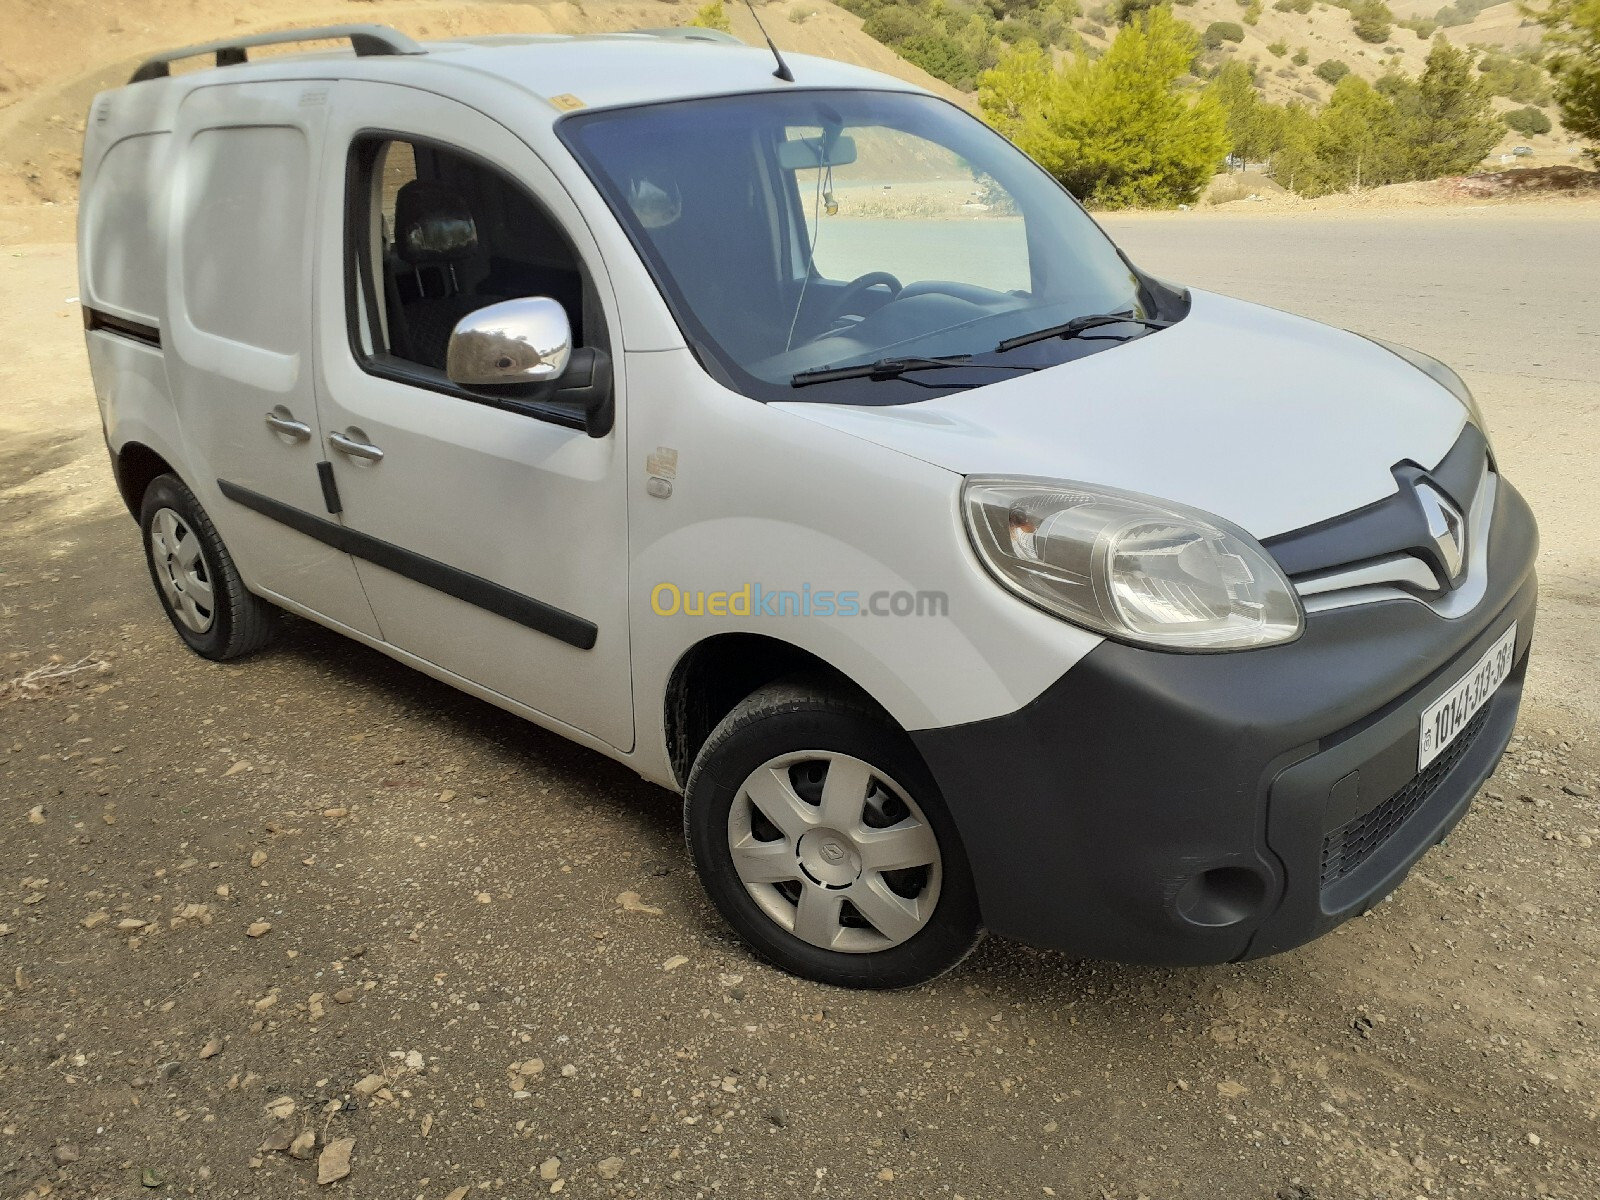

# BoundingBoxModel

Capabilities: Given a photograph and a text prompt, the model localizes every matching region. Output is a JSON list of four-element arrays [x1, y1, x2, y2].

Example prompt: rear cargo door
[[166, 80, 380, 636]]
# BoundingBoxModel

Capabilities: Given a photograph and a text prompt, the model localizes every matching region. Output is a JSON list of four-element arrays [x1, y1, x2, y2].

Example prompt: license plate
[[1418, 623, 1516, 771]]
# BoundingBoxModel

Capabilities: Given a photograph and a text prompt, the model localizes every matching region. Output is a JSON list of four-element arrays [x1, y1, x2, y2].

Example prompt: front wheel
[[139, 473, 276, 661], [684, 679, 982, 989]]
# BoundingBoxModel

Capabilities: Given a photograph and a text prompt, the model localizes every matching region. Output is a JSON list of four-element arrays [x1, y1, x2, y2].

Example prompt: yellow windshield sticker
[[549, 93, 586, 111]]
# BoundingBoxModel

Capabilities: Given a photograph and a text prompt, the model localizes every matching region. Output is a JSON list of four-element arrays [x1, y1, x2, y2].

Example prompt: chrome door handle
[[328, 431, 384, 462], [264, 411, 312, 441]]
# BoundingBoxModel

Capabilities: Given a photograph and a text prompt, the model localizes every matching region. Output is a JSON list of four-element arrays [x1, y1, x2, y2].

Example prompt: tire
[[684, 677, 982, 989], [139, 473, 276, 661]]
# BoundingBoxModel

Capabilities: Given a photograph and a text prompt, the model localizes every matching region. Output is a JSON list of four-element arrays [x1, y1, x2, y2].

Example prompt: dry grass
[[0, 654, 110, 704]]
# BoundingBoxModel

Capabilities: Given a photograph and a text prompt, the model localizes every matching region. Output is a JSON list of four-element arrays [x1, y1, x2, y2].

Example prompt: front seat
[[392, 180, 506, 371]]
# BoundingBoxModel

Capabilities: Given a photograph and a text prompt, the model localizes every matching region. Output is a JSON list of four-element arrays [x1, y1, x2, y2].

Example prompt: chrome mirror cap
[[446, 297, 572, 387]]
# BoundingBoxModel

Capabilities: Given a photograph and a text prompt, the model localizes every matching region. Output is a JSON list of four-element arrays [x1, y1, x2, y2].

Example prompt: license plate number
[[1418, 623, 1516, 771]]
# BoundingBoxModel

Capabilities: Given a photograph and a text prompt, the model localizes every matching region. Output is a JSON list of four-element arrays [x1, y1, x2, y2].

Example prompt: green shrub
[[1503, 104, 1553, 135], [1113, 0, 1165, 22], [977, 8, 1230, 208], [1315, 58, 1351, 83], [1269, 39, 1290, 55], [1292, 47, 1310, 65], [689, 0, 732, 33], [1434, 0, 1495, 26], [1529, 0, 1600, 151], [789, 5, 810, 23], [1350, 0, 1394, 43], [1477, 50, 1554, 106], [1204, 20, 1247, 48], [1274, 0, 1314, 12]]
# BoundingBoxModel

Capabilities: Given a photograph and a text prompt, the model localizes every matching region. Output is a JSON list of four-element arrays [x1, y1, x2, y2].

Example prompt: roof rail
[[128, 24, 425, 84]]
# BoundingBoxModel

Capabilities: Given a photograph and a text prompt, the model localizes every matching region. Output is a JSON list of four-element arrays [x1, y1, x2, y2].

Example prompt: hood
[[772, 290, 1470, 540]]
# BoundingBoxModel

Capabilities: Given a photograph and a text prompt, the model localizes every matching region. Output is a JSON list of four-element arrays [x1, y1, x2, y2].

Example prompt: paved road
[[1104, 206, 1600, 728]]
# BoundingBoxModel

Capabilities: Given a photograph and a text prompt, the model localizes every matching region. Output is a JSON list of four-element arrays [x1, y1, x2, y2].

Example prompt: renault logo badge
[[1416, 482, 1466, 585]]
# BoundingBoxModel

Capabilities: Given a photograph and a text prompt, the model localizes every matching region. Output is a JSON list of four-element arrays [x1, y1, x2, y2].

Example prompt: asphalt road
[[1102, 205, 1600, 729], [2, 211, 1598, 1200]]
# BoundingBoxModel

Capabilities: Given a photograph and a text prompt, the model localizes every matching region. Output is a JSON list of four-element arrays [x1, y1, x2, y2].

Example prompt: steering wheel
[[822, 271, 903, 326]]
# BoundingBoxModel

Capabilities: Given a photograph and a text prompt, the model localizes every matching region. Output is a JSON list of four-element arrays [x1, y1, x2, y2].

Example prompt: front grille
[[1319, 705, 1491, 889]]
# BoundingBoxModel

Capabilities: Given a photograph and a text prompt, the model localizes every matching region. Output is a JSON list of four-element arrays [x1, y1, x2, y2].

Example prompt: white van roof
[[119, 24, 925, 116]]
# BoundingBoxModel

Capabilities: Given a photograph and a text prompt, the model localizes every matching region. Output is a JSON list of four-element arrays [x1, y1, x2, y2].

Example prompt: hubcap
[[149, 507, 215, 634], [727, 751, 942, 954]]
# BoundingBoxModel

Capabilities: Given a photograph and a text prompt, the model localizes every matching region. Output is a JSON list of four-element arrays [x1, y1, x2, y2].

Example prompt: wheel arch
[[113, 440, 179, 518], [663, 632, 890, 789]]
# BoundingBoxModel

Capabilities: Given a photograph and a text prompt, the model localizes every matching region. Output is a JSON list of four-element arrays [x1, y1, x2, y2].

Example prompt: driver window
[[786, 125, 1032, 296], [348, 136, 603, 375]]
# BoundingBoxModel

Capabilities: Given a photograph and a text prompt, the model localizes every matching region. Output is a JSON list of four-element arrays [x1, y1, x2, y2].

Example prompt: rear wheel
[[139, 474, 276, 660], [684, 678, 981, 989]]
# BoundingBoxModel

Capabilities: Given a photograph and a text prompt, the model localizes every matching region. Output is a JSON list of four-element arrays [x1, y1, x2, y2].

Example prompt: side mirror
[[446, 297, 572, 386]]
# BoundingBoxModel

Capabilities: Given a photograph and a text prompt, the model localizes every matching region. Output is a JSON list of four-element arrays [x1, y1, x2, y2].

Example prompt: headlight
[[963, 478, 1303, 651], [1366, 336, 1490, 436]]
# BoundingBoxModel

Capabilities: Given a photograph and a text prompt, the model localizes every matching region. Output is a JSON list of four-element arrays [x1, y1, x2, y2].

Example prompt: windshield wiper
[[995, 312, 1171, 354], [790, 355, 1036, 388]]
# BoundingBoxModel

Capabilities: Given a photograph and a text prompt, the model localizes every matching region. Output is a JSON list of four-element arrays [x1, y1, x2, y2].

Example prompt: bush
[[1435, 0, 1495, 25], [1503, 104, 1554, 135], [789, 5, 811, 23], [1292, 47, 1310, 65], [689, 0, 732, 33], [1316, 58, 1351, 83], [1113, 0, 1165, 22], [1204, 20, 1247, 48], [863, 7, 928, 44], [1268, 39, 1289, 55], [1477, 50, 1555, 106], [1350, 0, 1394, 43], [1274, 0, 1314, 11]]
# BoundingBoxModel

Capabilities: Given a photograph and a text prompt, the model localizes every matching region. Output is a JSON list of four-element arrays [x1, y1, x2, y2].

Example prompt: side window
[[347, 136, 603, 377]]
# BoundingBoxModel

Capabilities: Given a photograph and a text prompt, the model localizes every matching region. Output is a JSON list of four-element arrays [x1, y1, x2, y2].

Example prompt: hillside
[[1070, 0, 1576, 161], [0, 0, 965, 212]]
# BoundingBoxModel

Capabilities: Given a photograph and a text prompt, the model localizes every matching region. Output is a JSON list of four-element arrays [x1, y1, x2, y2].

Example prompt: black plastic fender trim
[[216, 479, 597, 651]]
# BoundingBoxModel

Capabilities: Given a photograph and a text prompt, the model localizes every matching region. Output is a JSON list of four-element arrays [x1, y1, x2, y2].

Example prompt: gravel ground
[[2, 214, 1598, 1200]]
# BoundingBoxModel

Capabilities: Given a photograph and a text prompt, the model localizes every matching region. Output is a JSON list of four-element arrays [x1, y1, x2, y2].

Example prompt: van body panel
[[772, 291, 1469, 542], [621, 347, 1102, 765], [165, 80, 381, 636], [308, 80, 634, 751]]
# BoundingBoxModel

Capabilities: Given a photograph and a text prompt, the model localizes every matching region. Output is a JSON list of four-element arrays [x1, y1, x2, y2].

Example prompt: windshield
[[561, 90, 1163, 404]]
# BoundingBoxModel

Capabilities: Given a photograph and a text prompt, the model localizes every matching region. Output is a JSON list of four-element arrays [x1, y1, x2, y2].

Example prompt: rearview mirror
[[777, 135, 857, 171], [446, 297, 571, 387]]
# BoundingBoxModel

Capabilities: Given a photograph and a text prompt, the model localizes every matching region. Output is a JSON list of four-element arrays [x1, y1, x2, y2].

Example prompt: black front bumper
[[913, 479, 1538, 965]]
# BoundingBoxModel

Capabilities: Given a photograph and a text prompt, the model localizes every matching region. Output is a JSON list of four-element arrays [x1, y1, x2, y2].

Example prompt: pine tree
[[1210, 62, 1287, 165], [1394, 38, 1504, 177], [1527, 0, 1600, 153], [979, 7, 1229, 207]]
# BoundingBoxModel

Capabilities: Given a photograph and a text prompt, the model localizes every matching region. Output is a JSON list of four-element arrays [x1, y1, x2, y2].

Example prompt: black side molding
[[216, 479, 597, 651], [83, 307, 161, 348], [315, 461, 343, 515]]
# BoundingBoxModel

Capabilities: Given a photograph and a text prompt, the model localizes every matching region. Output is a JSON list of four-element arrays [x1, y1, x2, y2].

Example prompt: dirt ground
[[2, 189, 1599, 1200]]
